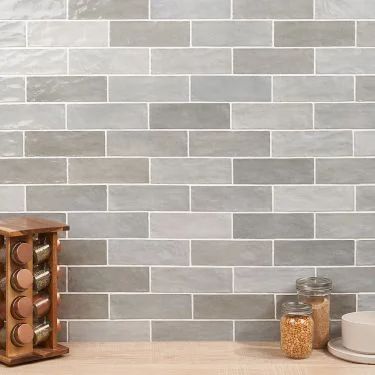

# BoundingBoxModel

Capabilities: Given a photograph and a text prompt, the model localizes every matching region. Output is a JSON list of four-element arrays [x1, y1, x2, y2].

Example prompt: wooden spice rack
[[0, 216, 69, 366]]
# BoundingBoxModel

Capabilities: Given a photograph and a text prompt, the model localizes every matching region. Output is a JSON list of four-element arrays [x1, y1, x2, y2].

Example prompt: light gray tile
[[233, 0, 313, 19], [107, 131, 187, 157], [151, 0, 230, 19], [150, 104, 229, 130], [357, 76, 375, 101], [191, 186, 272, 212], [315, 103, 375, 129], [315, 0, 375, 19], [150, 213, 231, 239], [28, 21, 108, 47], [111, 21, 189, 47], [0, 0, 66, 20], [234, 159, 314, 184], [69, 266, 149, 292], [109, 240, 189, 265], [151, 158, 231, 184], [192, 76, 271, 102], [58, 322, 67, 342], [69, 49, 149, 74], [233, 103, 312, 130], [274, 186, 354, 212], [0, 104, 64, 130], [25, 131, 105, 156], [59, 294, 108, 319], [69, 0, 148, 19], [59, 240, 107, 265], [111, 294, 191, 319], [356, 241, 375, 265], [27, 185, 107, 211], [358, 295, 375, 310], [234, 213, 314, 239], [192, 21, 271, 46], [194, 295, 274, 319], [317, 213, 375, 239], [274, 240, 355, 266], [27, 76, 107, 102], [109, 185, 189, 211], [69, 213, 148, 238], [357, 22, 375, 47], [317, 158, 375, 184], [274, 76, 354, 102], [0, 77, 24, 103], [0, 22, 25, 46], [69, 158, 149, 183], [152, 321, 233, 341], [272, 131, 352, 157], [109, 76, 188, 102], [235, 321, 280, 341], [234, 49, 313, 74], [0, 159, 66, 184], [317, 267, 375, 292], [191, 240, 272, 266], [0, 132, 23, 157], [152, 267, 232, 293], [0, 186, 24, 211], [0, 49, 66, 75], [152, 48, 231, 74], [355, 132, 375, 156], [275, 21, 354, 47], [189, 131, 269, 157], [68, 104, 147, 130], [69, 321, 150, 342]]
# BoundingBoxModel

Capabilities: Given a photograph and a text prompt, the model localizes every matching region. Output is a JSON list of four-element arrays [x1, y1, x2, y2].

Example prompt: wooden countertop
[[1, 342, 373, 374]]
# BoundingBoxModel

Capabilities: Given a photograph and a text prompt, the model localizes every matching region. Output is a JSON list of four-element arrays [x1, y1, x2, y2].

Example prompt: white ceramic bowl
[[342, 311, 375, 354]]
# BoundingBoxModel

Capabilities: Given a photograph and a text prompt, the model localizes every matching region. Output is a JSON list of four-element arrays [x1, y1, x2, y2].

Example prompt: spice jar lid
[[13, 323, 33, 345], [282, 302, 312, 316], [12, 296, 33, 319], [12, 242, 33, 265], [296, 277, 332, 295], [13, 269, 33, 290]]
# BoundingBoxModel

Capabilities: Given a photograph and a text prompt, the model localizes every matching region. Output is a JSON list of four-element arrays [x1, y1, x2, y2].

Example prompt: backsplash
[[0, 0, 374, 341]]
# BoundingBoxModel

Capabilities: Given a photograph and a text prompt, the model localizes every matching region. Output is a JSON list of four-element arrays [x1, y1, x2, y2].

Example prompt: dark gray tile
[[59, 240, 107, 265], [356, 241, 375, 265], [59, 294, 108, 319], [235, 321, 280, 341]]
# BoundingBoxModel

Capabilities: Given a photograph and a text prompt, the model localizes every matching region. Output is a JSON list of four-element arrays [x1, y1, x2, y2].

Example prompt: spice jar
[[280, 302, 314, 359], [0, 269, 33, 292], [33, 293, 61, 318], [296, 277, 332, 349], [33, 267, 51, 292], [34, 322, 51, 346], [0, 323, 34, 348], [0, 296, 33, 320], [33, 243, 51, 265], [0, 242, 33, 266]]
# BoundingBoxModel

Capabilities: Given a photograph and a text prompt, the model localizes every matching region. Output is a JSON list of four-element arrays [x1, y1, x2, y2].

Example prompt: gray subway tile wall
[[0, 0, 374, 342]]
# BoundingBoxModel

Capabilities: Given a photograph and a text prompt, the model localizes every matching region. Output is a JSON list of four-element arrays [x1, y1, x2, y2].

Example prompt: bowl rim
[[342, 311, 375, 326]]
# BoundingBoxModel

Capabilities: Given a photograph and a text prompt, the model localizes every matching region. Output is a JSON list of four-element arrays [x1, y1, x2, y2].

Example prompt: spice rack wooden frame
[[0, 217, 69, 366]]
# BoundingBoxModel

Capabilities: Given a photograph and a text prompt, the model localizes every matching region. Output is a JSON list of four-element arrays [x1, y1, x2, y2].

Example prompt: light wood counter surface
[[1, 342, 374, 374]]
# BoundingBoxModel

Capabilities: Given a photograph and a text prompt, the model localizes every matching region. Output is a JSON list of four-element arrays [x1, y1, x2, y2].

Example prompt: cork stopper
[[12, 242, 33, 265], [12, 269, 33, 291], [12, 296, 33, 319], [12, 324, 33, 346]]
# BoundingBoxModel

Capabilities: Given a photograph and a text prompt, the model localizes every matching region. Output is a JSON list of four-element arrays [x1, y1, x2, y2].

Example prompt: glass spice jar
[[280, 302, 314, 359], [296, 277, 332, 349]]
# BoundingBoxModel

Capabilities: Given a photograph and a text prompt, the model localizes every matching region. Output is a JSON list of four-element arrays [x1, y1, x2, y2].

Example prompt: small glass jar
[[280, 302, 314, 359], [296, 277, 332, 349]]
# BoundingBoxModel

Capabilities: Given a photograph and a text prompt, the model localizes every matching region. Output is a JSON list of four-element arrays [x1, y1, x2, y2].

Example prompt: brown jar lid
[[12, 296, 33, 319], [13, 269, 33, 291], [12, 243, 33, 265], [13, 324, 33, 346]]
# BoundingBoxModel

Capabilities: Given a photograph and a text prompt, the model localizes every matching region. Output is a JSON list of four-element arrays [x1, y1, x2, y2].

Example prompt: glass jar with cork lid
[[296, 277, 332, 349]]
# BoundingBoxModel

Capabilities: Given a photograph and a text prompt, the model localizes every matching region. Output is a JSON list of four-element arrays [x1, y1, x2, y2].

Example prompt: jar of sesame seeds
[[280, 302, 314, 359]]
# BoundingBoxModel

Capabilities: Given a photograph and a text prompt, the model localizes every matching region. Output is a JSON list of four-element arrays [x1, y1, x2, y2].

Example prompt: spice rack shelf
[[0, 216, 69, 366]]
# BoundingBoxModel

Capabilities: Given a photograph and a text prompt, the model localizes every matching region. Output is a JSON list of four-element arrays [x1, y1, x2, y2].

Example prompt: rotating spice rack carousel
[[0, 216, 69, 366]]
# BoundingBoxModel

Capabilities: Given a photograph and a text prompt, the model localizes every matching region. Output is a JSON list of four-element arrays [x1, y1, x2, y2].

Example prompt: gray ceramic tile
[[111, 21, 189, 47], [234, 213, 314, 239], [356, 241, 375, 265], [235, 321, 280, 341], [315, 0, 375, 19], [150, 103, 230, 129], [152, 267, 232, 293], [192, 21, 271, 46], [59, 240, 107, 265], [358, 295, 375, 310], [68, 213, 148, 238], [233, 103, 312, 130], [0, 132, 23, 157], [109, 185, 189, 211], [68, 266, 149, 292], [357, 76, 375, 101], [0, 77, 24, 103], [274, 186, 354, 212], [0, 22, 25, 46], [191, 186, 272, 212], [111, 294, 191, 319], [27, 185, 107, 211], [357, 22, 375, 47], [234, 159, 314, 184], [69, 158, 149, 183], [59, 294, 108, 319], [0, 186, 24, 211], [109, 240, 189, 266], [0, 0, 66, 19], [150, 213, 232, 239], [234, 49, 313, 74], [189, 131, 269, 157], [58, 322, 67, 342], [58, 266, 67, 292], [357, 186, 375, 211], [191, 240, 272, 266], [194, 295, 274, 319], [107, 131, 187, 157], [274, 240, 355, 266], [355, 131, 375, 156]]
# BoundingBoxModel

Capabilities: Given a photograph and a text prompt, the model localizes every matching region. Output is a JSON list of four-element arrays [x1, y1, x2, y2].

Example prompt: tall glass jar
[[280, 302, 313, 359], [296, 277, 332, 349]]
